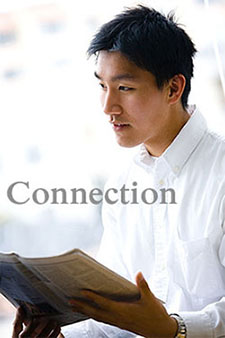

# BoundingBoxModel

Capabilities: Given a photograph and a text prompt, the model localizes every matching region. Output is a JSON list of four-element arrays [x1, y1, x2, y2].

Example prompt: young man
[[12, 5, 225, 338]]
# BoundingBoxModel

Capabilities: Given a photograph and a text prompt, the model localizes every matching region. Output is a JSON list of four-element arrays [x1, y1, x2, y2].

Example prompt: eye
[[99, 83, 106, 90], [119, 86, 133, 91]]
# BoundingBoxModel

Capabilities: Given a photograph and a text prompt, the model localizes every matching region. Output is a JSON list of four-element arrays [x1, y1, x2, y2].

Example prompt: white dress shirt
[[62, 106, 225, 337]]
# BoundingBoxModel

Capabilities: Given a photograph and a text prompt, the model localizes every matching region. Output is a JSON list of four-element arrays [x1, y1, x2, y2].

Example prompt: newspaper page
[[0, 249, 140, 326], [19, 249, 140, 302], [0, 252, 88, 326], [0, 252, 60, 317]]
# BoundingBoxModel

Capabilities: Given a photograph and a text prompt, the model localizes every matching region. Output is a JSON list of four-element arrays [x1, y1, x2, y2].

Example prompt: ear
[[167, 74, 186, 105]]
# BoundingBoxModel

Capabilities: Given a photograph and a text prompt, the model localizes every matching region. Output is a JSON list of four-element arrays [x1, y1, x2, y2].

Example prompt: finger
[[12, 307, 24, 338], [69, 296, 134, 329], [49, 325, 61, 338], [19, 318, 45, 338], [81, 290, 109, 307], [81, 290, 127, 309], [69, 296, 102, 310], [36, 320, 59, 338], [68, 298, 106, 322], [57, 334, 65, 338], [18, 318, 34, 338]]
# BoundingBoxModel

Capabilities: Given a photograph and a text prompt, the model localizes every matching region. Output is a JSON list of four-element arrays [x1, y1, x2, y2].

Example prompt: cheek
[[137, 96, 165, 120]]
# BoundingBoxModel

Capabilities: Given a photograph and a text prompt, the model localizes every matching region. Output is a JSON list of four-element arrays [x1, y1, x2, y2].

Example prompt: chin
[[116, 138, 141, 148]]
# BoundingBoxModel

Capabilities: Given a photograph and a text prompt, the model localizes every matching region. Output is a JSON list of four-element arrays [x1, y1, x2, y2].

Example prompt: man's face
[[95, 51, 171, 151]]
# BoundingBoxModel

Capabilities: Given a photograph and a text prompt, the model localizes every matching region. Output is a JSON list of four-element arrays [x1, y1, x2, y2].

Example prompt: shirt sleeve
[[178, 298, 225, 337], [178, 230, 225, 337]]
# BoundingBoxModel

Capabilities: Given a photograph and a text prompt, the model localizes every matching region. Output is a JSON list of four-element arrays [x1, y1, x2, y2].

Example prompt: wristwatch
[[170, 313, 187, 338]]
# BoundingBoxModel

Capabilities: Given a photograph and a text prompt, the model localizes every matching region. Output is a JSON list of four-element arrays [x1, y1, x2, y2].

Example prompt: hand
[[69, 272, 178, 338], [12, 307, 62, 338]]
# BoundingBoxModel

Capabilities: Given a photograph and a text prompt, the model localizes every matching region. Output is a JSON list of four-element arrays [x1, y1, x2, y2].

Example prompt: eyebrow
[[94, 71, 138, 82]]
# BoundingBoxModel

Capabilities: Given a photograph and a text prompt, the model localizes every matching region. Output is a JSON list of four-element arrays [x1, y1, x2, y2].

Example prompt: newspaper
[[0, 249, 140, 326]]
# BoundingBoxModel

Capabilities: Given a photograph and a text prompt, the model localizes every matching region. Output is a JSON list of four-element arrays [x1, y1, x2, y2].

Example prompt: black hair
[[87, 5, 197, 108]]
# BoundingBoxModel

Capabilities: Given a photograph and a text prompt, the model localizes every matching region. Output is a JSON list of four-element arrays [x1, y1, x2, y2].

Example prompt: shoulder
[[206, 128, 225, 145], [192, 128, 225, 181], [202, 129, 225, 161]]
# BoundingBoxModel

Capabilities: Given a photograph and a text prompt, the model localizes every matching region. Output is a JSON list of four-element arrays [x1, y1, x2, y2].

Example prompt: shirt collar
[[134, 105, 208, 176]]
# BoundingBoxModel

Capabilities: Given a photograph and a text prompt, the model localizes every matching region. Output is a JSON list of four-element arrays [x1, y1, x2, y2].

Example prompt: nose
[[101, 90, 122, 116]]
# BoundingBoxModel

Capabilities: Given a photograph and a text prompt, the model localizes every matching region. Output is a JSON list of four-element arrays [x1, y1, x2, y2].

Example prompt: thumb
[[136, 272, 166, 306], [135, 272, 153, 297]]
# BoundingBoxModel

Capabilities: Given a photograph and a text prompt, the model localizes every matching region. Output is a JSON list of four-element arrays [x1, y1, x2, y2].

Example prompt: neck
[[145, 106, 190, 157]]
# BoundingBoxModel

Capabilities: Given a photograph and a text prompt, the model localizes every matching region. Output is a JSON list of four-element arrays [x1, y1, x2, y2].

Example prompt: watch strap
[[170, 313, 187, 338]]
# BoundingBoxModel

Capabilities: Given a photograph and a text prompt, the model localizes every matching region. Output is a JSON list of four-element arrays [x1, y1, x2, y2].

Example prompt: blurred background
[[0, 0, 224, 335]]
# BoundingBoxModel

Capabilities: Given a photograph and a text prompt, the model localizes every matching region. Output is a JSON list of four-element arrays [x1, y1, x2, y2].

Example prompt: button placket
[[151, 162, 169, 302], [152, 202, 169, 301]]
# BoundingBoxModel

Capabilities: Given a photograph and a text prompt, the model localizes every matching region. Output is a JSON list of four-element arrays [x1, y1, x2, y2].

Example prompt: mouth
[[112, 122, 130, 131]]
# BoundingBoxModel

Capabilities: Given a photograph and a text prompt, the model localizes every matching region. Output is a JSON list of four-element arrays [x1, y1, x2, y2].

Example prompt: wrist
[[144, 316, 178, 338], [169, 313, 187, 338], [167, 316, 179, 337]]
